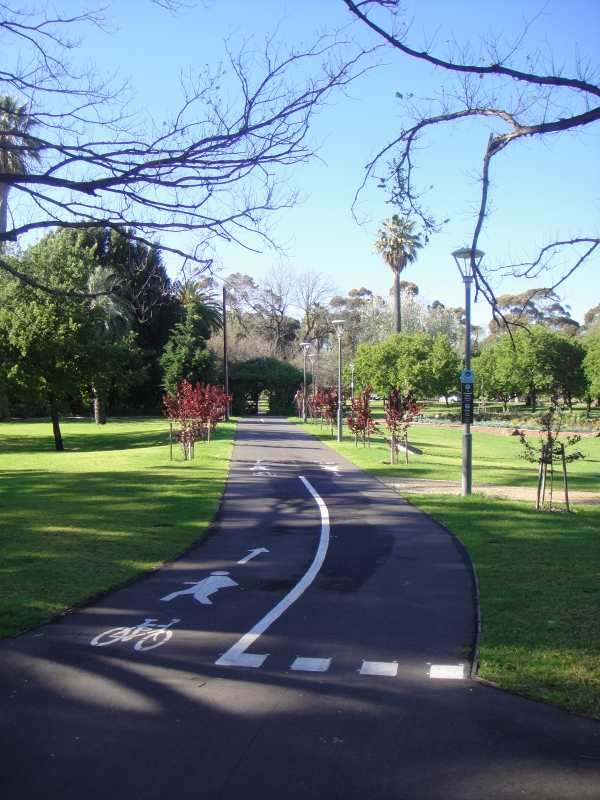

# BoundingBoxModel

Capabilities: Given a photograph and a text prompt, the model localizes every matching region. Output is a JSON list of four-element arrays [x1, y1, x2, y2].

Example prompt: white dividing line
[[359, 661, 398, 677], [215, 476, 330, 668], [429, 665, 465, 680], [291, 657, 331, 672]]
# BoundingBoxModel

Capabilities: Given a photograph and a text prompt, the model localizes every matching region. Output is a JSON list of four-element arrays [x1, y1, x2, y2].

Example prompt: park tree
[[353, 332, 434, 397], [581, 303, 600, 335], [343, 1, 600, 325], [582, 333, 600, 407], [75, 227, 181, 412], [0, 231, 145, 448], [474, 337, 523, 412], [160, 307, 218, 396], [292, 268, 337, 349], [491, 289, 580, 336], [374, 215, 424, 333], [512, 327, 586, 410], [427, 335, 461, 403]]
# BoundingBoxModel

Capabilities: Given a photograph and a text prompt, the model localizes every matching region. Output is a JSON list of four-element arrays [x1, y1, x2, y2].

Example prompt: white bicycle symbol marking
[[252, 471, 278, 477], [90, 618, 180, 651]]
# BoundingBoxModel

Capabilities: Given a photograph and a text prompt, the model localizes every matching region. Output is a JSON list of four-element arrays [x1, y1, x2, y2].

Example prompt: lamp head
[[451, 248, 485, 280], [331, 319, 346, 337]]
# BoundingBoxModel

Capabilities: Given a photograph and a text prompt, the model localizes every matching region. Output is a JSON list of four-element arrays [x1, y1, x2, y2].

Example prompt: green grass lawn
[[0, 417, 236, 639], [293, 417, 600, 492], [291, 417, 600, 718]]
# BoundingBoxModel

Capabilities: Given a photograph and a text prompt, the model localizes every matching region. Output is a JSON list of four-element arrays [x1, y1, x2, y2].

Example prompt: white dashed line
[[429, 665, 465, 679], [359, 661, 398, 677], [290, 657, 332, 672]]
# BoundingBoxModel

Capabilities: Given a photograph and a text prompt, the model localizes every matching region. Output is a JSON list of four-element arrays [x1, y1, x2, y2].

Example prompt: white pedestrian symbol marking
[[238, 548, 269, 564], [160, 572, 238, 605]]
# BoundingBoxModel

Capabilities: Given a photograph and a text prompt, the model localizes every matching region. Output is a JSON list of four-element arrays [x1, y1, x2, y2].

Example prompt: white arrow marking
[[216, 477, 329, 668], [160, 572, 238, 605], [237, 548, 270, 564]]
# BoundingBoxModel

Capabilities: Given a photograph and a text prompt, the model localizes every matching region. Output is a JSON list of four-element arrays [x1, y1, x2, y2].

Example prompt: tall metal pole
[[350, 364, 355, 403], [462, 275, 473, 496], [337, 332, 343, 442], [223, 286, 229, 421], [302, 346, 308, 423]]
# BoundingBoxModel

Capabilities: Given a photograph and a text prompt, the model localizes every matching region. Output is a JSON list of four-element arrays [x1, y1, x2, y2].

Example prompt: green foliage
[[476, 327, 586, 409], [76, 227, 181, 411], [229, 356, 303, 415], [474, 335, 523, 411], [353, 332, 459, 398], [160, 308, 217, 396], [583, 331, 600, 398], [0, 231, 149, 436]]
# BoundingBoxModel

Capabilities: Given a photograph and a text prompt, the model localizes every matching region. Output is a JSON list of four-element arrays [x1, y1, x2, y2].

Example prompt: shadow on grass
[[0, 463, 228, 638], [0, 421, 170, 454]]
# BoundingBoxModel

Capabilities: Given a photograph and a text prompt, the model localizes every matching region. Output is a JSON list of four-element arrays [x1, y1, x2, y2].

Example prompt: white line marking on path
[[216, 476, 330, 668], [429, 665, 465, 679], [291, 657, 331, 672], [359, 661, 398, 677], [237, 548, 270, 564]]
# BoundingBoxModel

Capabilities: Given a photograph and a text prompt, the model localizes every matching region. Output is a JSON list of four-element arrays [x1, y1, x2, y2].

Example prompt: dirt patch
[[380, 477, 600, 506]]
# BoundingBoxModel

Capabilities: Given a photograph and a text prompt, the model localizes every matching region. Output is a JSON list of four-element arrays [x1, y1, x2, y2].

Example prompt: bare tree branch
[[0, 4, 372, 292], [343, 0, 600, 318]]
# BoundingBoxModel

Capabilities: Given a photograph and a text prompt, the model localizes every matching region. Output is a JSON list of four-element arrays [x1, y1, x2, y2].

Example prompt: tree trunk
[[394, 270, 401, 334], [50, 403, 64, 452], [0, 394, 10, 422], [93, 391, 107, 425]]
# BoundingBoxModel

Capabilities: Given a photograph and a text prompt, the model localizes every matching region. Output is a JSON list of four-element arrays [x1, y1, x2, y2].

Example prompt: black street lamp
[[452, 247, 485, 496]]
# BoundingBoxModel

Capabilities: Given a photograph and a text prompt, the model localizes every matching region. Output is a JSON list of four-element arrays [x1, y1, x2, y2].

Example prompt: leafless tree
[[292, 267, 337, 344], [343, 1, 600, 327], [0, 3, 368, 298]]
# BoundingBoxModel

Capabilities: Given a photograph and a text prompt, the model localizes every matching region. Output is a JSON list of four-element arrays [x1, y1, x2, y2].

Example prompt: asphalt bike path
[[1, 417, 598, 799]]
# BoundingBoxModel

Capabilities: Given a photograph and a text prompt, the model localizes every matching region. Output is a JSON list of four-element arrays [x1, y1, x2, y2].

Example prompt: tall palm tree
[[0, 95, 41, 238], [176, 278, 223, 334], [374, 215, 423, 334], [0, 96, 41, 421]]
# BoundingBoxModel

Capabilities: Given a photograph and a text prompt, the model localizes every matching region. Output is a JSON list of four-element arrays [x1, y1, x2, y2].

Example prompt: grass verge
[[0, 417, 236, 638], [291, 418, 600, 718], [290, 417, 600, 491]]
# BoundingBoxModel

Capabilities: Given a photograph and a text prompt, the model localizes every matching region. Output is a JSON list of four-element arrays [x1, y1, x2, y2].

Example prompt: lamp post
[[300, 342, 311, 422], [308, 353, 317, 404], [452, 247, 485, 496], [349, 363, 355, 403], [308, 352, 317, 399], [331, 319, 346, 441], [222, 286, 230, 421]]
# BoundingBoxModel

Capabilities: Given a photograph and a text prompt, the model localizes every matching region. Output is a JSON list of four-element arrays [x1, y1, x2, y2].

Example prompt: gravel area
[[380, 477, 600, 505]]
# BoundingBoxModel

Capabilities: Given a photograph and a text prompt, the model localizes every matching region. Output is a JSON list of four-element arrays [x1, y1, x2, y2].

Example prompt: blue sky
[[81, 0, 599, 328]]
